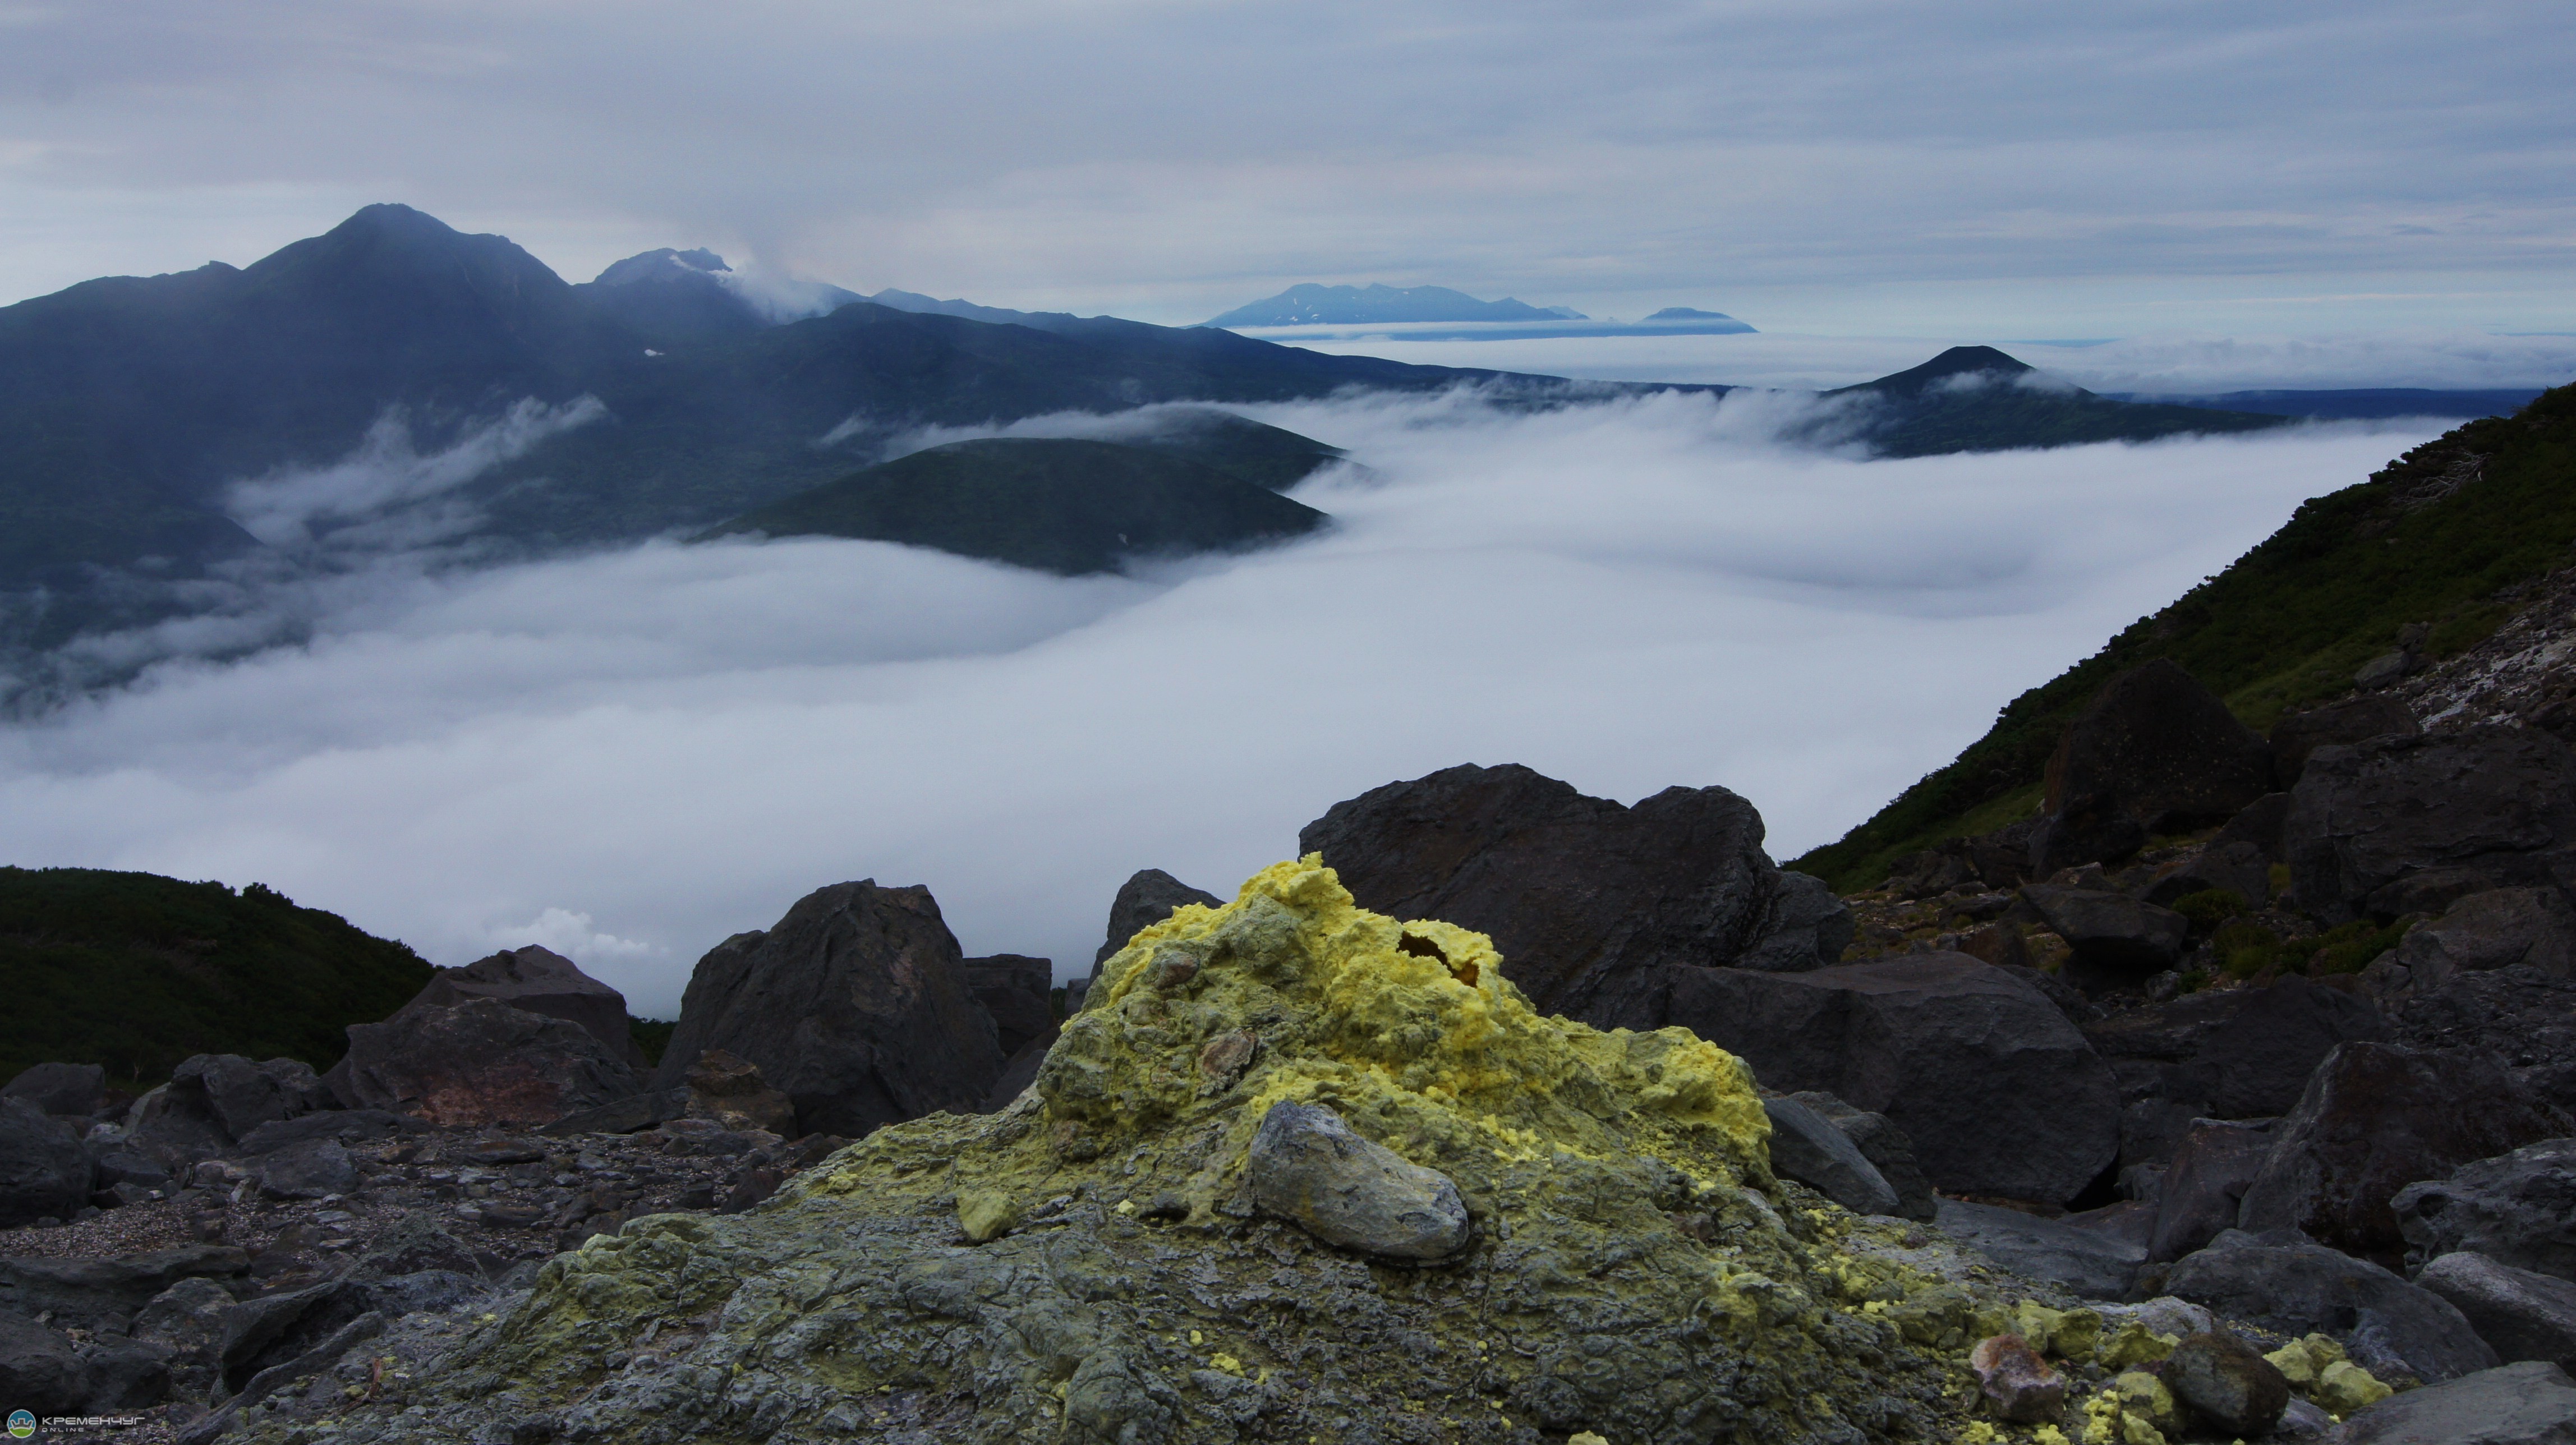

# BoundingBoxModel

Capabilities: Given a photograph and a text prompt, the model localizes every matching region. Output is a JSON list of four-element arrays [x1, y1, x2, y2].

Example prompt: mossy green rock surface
[[266, 860, 1974, 1443]]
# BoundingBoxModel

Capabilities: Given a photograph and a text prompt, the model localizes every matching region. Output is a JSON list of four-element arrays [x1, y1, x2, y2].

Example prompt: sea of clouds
[[0, 388, 2441, 1014]]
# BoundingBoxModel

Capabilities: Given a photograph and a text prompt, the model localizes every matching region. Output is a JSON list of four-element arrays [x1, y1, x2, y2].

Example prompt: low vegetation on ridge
[[1795, 381, 2576, 891]]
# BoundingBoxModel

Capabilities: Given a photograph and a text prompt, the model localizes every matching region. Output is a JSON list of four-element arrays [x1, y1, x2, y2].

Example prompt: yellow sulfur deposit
[[2316, 1359, 2393, 1414], [2095, 1320, 2178, 1369], [292, 858, 2026, 1445]]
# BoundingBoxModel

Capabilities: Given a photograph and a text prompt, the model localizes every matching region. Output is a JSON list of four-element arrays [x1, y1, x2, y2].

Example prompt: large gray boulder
[[2284, 727, 2576, 925], [2087, 975, 2386, 1175], [0, 1095, 93, 1225], [2030, 659, 2277, 872], [2138, 839, 2275, 909], [2163, 1228, 2499, 1384], [335, 997, 641, 1128], [2021, 885, 2190, 988], [1298, 763, 1851, 1023], [398, 944, 646, 1066], [2333, 1360, 2576, 1444], [2239, 1042, 2570, 1259], [131, 1052, 333, 1167], [2, 1061, 105, 1117], [653, 880, 1005, 1138], [1786, 1090, 1938, 1221], [1245, 1100, 1471, 1261], [963, 954, 1056, 1057], [0, 1245, 249, 1333], [2149, 1117, 2278, 1262], [2396, 889, 2576, 992], [2394, 1138, 2576, 1282], [2421, 1252, 2576, 1373], [1666, 953, 2118, 1205], [1761, 1096, 1899, 1217], [1935, 1198, 2143, 1299], [1091, 869, 1223, 972], [2270, 694, 2419, 790]]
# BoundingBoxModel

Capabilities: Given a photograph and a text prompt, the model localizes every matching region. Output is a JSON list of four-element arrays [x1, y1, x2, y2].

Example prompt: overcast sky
[[2, 1, 2569, 335]]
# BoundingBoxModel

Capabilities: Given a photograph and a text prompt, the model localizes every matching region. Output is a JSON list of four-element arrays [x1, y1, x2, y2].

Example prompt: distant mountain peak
[[592, 248, 733, 287], [1206, 283, 1580, 328], [1851, 345, 2045, 397], [1644, 307, 1740, 323]]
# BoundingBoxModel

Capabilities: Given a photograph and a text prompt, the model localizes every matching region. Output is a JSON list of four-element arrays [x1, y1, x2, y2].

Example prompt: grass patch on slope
[[0, 866, 433, 1089]]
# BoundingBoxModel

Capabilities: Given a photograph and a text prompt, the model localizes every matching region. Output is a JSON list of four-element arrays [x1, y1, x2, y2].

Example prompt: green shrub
[[2211, 919, 2283, 979], [2303, 919, 2407, 975], [628, 1016, 678, 1067], [2172, 889, 2249, 935]]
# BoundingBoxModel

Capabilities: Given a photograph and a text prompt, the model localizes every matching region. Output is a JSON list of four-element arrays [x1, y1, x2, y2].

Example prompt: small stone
[[1245, 1100, 1470, 1261], [958, 1190, 1016, 1243], [1970, 1332, 2067, 1423], [2161, 1331, 2289, 1436]]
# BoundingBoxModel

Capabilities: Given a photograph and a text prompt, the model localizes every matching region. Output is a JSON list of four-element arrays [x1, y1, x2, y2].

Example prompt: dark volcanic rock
[[2397, 888, 2576, 991], [2021, 885, 2190, 988], [1091, 869, 1223, 972], [2394, 1137, 2576, 1283], [2164, 1227, 2498, 1384], [2333, 1360, 2576, 1444], [2212, 791, 2294, 860], [2284, 726, 2576, 925], [1761, 1095, 1898, 1216], [2271, 695, 2422, 789], [2420, 1251, 2576, 1373], [2163, 1329, 2290, 1436], [254, 1136, 358, 1199], [132, 1053, 334, 1166], [652, 880, 1005, 1138], [0, 1312, 91, 1416], [1936, 1198, 2144, 1298], [2031, 659, 2276, 872], [2238, 1042, 2569, 1259], [3, 1061, 105, 1117], [337, 997, 641, 1128], [232, 1108, 429, 1156], [1667, 953, 2118, 1205], [963, 954, 1056, 1057], [401, 944, 646, 1066], [2086, 976, 2389, 1170], [683, 1049, 798, 1135], [1299, 763, 1850, 1021], [2149, 1117, 2279, 1262], [1786, 1090, 1939, 1221], [2138, 840, 2274, 909], [0, 1094, 95, 1225], [0, 1245, 249, 1332]]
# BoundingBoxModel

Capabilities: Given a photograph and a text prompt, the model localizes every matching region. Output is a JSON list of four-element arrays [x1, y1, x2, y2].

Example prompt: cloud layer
[[0, 392, 2436, 1013], [0, 2, 2568, 334]]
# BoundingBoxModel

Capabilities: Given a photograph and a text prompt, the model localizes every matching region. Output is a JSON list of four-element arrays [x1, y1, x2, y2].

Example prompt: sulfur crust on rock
[[236, 858, 1988, 1445]]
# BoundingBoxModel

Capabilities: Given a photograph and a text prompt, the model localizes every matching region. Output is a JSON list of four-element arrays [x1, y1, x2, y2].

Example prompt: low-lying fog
[[0, 389, 2440, 1014]]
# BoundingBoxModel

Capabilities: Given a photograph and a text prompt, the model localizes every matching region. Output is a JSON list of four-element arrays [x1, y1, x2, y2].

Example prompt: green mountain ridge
[[1792, 378, 2576, 890], [0, 867, 434, 1088], [701, 436, 1331, 575]]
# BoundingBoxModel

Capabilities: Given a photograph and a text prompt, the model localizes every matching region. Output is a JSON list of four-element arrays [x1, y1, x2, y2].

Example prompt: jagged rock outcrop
[[2030, 659, 2277, 872], [1299, 763, 1851, 1023], [963, 954, 1055, 1057], [0, 1096, 95, 1225], [3, 1062, 106, 1118], [335, 998, 641, 1128], [2163, 1228, 2498, 1385], [2394, 1136, 2576, 1282], [2270, 695, 2421, 789], [1664, 952, 2119, 1205], [264, 859, 2011, 1445], [2285, 726, 2576, 924], [2085, 975, 2388, 1173], [127, 1053, 334, 1171], [398, 945, 646, 1066], [1091, 869, 1223, 972], [652, 880, 1005, 1138], [2237, 1041, 2569, 1259]]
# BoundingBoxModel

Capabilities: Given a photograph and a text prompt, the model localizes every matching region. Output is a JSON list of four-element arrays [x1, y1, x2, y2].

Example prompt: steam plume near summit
[[0, 393, 2436, 1013]]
